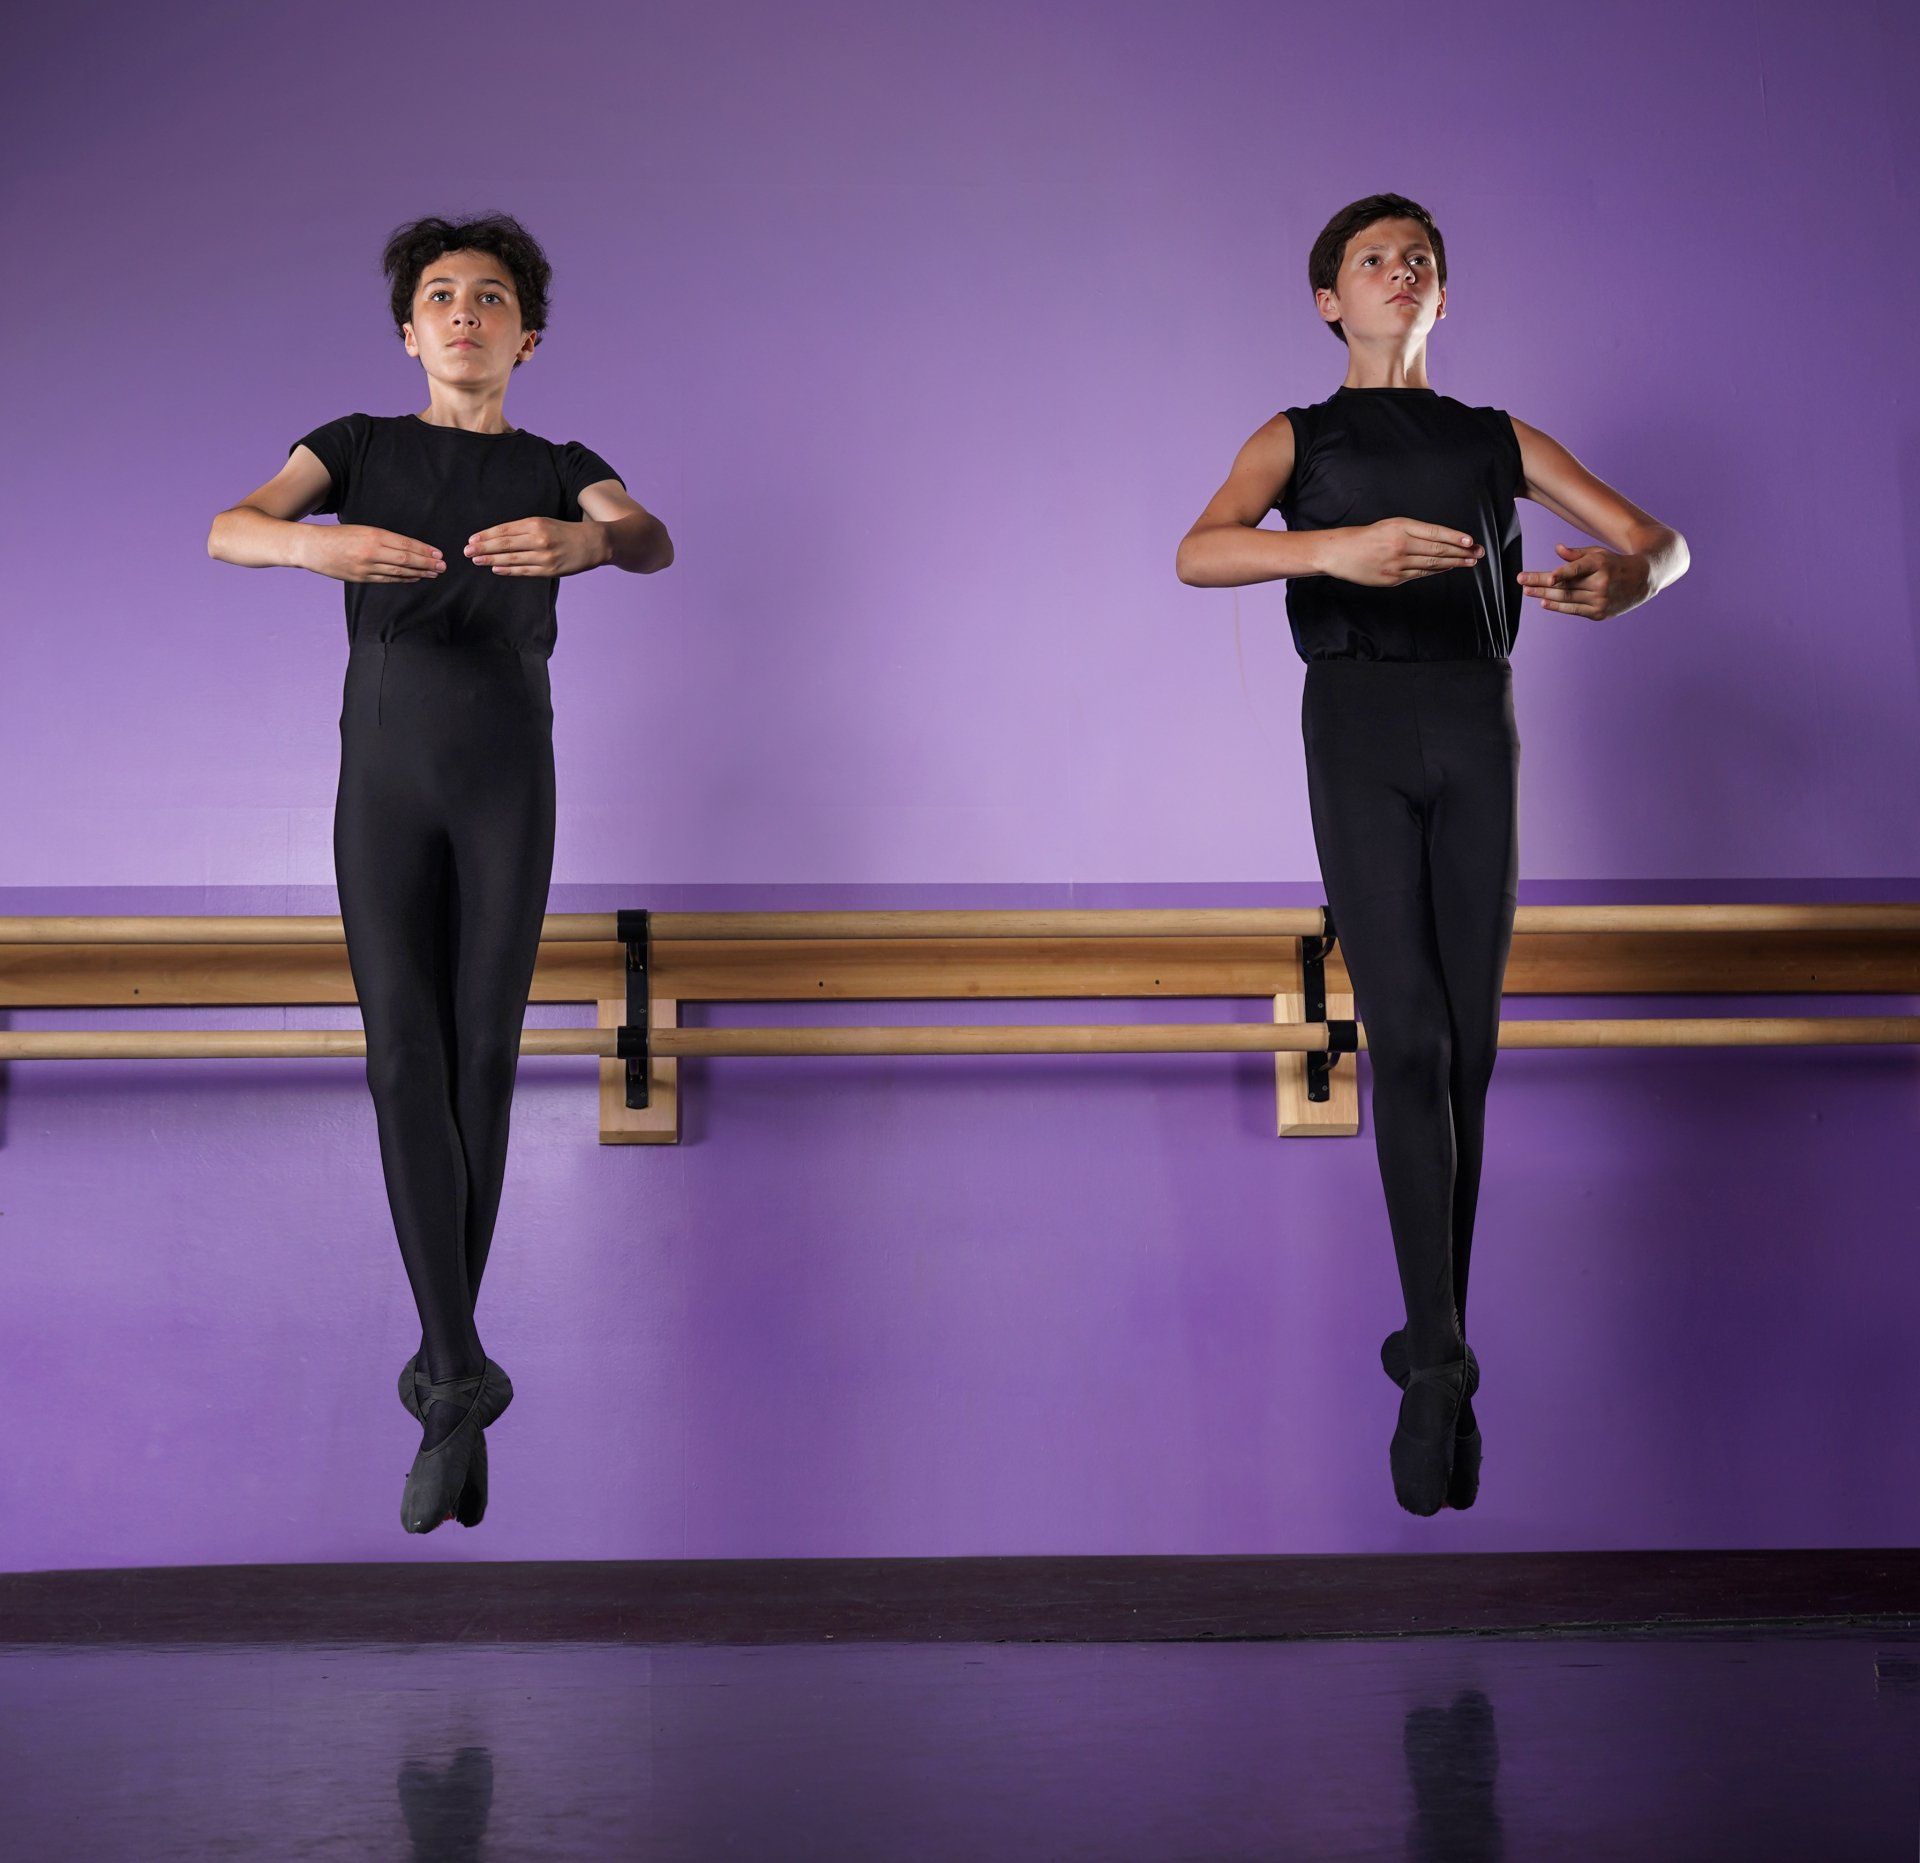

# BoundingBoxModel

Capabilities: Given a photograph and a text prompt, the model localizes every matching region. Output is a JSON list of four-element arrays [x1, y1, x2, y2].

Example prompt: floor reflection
[[398, 1744, 493, 1863], [1405, 1687, 1502, 1862], [1, 1634, 1910, 1860]]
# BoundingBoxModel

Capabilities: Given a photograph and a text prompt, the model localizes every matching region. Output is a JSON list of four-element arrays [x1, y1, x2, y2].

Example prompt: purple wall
[[3, 2, 1917, 1568]]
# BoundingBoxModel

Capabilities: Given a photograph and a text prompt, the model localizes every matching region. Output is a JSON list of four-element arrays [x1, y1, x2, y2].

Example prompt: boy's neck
[[1339, 345, 1433, 392]]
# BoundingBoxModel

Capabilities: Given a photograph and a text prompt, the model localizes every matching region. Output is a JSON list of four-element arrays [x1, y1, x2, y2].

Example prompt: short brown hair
[[380, 213, 554, 369], [1307, 195, 1448, 346]]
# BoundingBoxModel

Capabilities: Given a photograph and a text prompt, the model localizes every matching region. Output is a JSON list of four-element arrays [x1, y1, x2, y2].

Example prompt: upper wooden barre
[[4, 1017, 1918, 1061], [4, 904, 1920, 944]]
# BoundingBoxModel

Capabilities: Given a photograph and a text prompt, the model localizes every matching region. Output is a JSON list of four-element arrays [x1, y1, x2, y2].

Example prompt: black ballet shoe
[[1390, 1357, 1472, 1517], [1447, 1419, 1483, 1511], [405, 1352, 514, 1528], [1381, 1330, 1483, 1510], [400, 1361, 512, 1535], [399, 1352, 518, 1528], [397, 1354, 511, 1528]]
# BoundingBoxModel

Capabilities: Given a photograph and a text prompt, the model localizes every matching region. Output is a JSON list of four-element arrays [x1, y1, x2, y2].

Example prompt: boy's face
[[1318, 217, 1445, 345], [402, 247, 537, 388]]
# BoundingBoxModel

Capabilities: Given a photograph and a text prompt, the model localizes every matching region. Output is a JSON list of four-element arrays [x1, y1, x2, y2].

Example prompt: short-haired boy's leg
[[1302, 669, 1463, 1372], [1422, 670, 1521, 1336]]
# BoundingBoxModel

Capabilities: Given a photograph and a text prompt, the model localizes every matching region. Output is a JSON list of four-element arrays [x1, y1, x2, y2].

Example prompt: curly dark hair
[[380, 213, 553, 368], [1306, 194, 1448, 346]]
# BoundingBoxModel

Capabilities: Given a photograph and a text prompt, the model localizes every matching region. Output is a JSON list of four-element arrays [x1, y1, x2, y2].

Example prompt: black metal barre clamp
[[615, 908, 652, 1108], [1299, 906, 1357, 1102]]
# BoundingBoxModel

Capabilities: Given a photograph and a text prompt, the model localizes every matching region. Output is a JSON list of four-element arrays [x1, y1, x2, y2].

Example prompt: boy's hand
[[299, 524, 445, 584], [465, 517, 611, 578], [1319, 518, 1485, 586], [1518, 543, 1650, 619]]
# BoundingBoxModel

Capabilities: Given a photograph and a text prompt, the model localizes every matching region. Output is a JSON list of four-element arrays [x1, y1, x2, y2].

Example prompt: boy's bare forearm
[[1627, 524, 1689, 598], [593, 509, 674, 574], [1177, 524, 1333, 588], [207, 505, 313, 570]]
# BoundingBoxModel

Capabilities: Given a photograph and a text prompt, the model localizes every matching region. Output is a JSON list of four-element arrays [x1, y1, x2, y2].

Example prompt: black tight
[[334, 639, 556, 1386], [1301, 659, 1519, 1371]]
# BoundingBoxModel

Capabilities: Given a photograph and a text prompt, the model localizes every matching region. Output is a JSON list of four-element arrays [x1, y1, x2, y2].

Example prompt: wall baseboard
[[3, 1550, 1916, 1645]]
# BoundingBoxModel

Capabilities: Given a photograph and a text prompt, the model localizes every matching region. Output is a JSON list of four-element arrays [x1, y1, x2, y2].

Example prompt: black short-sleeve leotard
[[1276, 387, 1524, 663], [287, 408, 623, 1421], [289, 412, 623, 658]]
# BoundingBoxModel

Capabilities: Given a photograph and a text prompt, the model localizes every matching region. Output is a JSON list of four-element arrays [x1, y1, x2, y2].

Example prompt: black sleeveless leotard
[[1278, 386, 1524, 662], [1273, 386, 1525, 1388]]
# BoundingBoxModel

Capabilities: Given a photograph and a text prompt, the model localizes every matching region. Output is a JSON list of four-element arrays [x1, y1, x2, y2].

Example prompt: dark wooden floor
[[3, 1549, 1916, 1644]]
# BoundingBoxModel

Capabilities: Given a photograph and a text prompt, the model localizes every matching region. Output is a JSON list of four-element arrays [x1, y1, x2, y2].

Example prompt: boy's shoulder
[[1436, 390, 1517, 422]]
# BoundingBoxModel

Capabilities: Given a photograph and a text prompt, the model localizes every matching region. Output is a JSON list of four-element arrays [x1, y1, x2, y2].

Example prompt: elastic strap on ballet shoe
[[1402, 1358, 1473, 1432], [410, 1358, 513, 1430], [418, 1372, 485, 1399], [1404, 1359, 1472, 1392], [1382, 1332, 1481, 1400], [414, 1373, 487, 1430]]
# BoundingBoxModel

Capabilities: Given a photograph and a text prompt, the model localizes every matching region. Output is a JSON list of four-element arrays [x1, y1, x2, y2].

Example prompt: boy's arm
[[1176, 413, 1331, 587], [207, 446, 337, 568], [578, 479, 674, 575], [210, 449, 445, 584], [1511, 416, 1689, 617]]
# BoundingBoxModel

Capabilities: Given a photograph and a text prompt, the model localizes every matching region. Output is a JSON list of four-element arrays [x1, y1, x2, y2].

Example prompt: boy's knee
[[1367, 1024, 1451, 1089], [1449, 1022, 1501, 1090], [456, 1035, 520, 1095], [364, 1030, 446, 1104]]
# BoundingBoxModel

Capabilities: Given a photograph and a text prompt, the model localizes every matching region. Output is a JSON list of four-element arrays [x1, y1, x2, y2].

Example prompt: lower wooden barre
[[3, 1016, 1919, 1060], [657, 904, 1920, 939], [651, 1017, 1920, 1053]]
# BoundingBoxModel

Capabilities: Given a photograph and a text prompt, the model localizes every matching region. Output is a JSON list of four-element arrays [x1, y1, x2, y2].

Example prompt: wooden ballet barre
[[4, 903, 1920, 944], [649, 904, 1920, 938], [0, 910, 1322, 943], [661, 1016, 1920, 1054], [4, 1016, 1918, 1061], [6, 904, 1915, 1144]]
